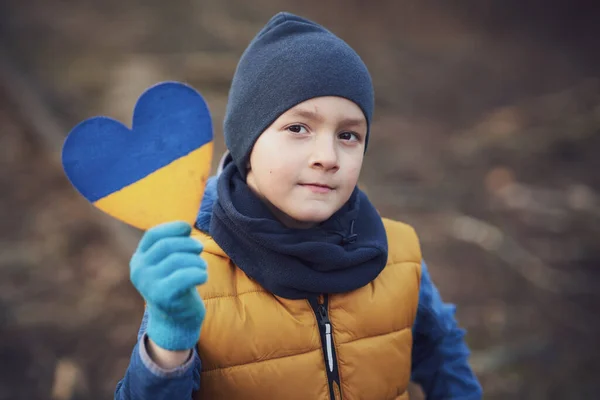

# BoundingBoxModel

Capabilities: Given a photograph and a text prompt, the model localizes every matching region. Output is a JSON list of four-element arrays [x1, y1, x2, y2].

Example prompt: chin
[[289, 209, 335, 224]]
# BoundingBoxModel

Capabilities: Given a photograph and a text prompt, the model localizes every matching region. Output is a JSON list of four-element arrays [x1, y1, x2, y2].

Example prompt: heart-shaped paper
[[62, 81, 213, 230]]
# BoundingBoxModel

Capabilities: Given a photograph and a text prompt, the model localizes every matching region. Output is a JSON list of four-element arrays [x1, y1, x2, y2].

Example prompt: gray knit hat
[[223, 12, 374, 178]]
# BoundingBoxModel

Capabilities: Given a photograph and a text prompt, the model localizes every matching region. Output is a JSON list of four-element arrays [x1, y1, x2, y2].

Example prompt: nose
[[309, 134, 339, 172]]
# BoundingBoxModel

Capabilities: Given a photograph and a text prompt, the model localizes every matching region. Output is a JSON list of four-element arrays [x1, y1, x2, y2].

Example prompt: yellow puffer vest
[[191, 217, 422, 400]]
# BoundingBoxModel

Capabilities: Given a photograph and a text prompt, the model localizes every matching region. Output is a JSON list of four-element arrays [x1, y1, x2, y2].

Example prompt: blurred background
[[0, 1, 599, 399]]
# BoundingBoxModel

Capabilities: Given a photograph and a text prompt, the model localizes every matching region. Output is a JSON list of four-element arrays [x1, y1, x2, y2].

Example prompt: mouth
[[299, 183, 335, 193]]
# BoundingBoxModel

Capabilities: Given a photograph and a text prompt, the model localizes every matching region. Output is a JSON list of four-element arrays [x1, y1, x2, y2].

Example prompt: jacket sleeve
[[411, 261, 483, 399], [114, 309, 202, 400]]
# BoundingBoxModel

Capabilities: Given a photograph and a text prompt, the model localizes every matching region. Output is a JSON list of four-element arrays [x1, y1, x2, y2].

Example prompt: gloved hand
[[130, 221, 208, 351]]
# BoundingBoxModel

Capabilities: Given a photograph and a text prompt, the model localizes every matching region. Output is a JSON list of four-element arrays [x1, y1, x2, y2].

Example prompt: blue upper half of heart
[[61, 82, 213, 202]]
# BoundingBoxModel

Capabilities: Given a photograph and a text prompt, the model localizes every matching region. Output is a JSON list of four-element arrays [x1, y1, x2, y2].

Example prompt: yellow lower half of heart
[[94, 142, 213, 231]]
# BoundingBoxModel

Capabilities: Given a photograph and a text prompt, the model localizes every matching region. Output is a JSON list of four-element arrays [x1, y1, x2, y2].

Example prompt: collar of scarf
[[209, 163, 388, 299]]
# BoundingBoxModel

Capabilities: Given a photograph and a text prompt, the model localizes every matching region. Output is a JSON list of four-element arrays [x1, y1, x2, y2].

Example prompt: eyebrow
[[288, 108, 366, 128]]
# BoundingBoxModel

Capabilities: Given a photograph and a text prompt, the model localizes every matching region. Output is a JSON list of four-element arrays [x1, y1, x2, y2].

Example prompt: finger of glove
[[151, 267, 208, 307], [141, 236, 203, 265], [132, 252, 207, 291], [137, 221, 192, 253], [149, 289, 205, 321]]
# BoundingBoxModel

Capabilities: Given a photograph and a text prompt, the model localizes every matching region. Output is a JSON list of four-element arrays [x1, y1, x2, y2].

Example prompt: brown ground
[[0, 1, 599, 399]]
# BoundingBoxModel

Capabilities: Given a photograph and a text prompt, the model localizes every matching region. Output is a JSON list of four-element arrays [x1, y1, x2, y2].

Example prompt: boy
[[115, 12, 482, 399]]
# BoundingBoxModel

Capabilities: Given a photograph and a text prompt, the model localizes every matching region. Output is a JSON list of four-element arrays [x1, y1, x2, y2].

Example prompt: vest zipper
[[310, 295, 342, 400]]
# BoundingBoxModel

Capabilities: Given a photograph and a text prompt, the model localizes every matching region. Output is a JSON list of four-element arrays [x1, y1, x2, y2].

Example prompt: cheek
[[344, 159, 363, 184], [255, 146, 300, 185], [267, 166, 296, 190], [348, 164, 361, 179], [253, 158, 297, 200]]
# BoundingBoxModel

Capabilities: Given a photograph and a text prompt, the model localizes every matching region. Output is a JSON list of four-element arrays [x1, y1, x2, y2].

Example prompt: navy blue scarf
[[209, 163, 388, 299]]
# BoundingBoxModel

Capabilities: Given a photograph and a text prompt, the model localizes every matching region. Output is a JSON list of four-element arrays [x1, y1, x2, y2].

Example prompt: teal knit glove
[[130, 221, 208, 351]]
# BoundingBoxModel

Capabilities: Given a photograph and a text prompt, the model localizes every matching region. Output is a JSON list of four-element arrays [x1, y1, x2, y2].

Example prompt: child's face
[[246, 96, 367, 229]]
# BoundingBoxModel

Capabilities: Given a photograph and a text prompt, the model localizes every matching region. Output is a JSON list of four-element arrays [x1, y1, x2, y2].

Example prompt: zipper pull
[[318, 302, 335, 373]]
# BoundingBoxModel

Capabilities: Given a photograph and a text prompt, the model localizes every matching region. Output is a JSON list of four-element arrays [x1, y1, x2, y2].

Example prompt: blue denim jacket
[[115, 176, 483, 399]]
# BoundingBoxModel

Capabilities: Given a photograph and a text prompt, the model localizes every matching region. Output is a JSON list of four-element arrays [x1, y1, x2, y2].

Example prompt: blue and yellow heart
[[61, 81, 213, 231]]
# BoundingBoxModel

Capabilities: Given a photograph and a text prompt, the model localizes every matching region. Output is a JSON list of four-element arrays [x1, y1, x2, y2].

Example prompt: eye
[[286, 124, 308, 134], [339, 131, 360, 142]]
